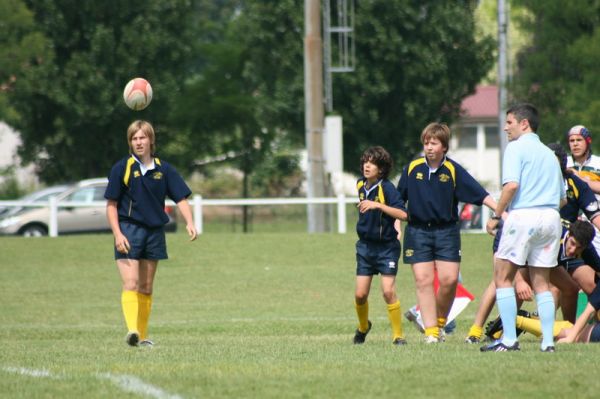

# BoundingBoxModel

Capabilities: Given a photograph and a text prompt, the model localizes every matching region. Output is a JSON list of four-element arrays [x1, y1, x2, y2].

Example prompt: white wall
[[0, 122, 38, 188]]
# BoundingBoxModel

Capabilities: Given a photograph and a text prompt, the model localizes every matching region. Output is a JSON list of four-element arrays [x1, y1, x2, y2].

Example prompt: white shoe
[[424, 335, 439, 344], [139, 339, 154, 347]]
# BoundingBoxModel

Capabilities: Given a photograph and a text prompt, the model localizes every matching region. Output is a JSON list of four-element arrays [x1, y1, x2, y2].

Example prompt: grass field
[[0, 232, 598, 399]]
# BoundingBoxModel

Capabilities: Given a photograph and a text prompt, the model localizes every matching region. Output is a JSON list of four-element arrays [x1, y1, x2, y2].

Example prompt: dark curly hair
[[569, 220, 595, 248], [547, 142, 567, 176], [360, 146, 393, 180]]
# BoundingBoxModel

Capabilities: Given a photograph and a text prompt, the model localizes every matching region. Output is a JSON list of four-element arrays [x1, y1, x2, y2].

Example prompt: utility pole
[[304, 0, 327, 232], [498, 0, 508, 181]]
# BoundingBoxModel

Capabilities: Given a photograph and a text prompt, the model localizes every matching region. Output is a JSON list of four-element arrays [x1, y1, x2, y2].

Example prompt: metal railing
[[0, 194, 488, 237], [0, 194, 360, 237]]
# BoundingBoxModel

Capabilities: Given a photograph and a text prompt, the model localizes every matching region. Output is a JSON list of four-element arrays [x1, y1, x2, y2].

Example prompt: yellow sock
[[355, 300, 369, 332], [387, 300, 404, 340], [137, 293, 153, 340], [516, 315, 572, 338], [121, 290, 139, 333], [437, 317, 447, 330], [467, 324, 483, 339], [424, 326, 439, 339]]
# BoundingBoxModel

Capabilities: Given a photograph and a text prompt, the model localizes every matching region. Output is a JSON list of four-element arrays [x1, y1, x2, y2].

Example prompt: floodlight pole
[[498, 0, 508, 184], [304, 0, 327, 232]]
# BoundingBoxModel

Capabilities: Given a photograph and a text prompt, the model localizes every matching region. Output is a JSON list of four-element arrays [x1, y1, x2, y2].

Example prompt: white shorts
[[496, 208, 561, 268]]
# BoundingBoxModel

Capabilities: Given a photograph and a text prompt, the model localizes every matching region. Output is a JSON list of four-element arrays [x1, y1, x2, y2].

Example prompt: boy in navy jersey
[[397, 123, 497, 343], [105, 120, 197, 347], [353, 146, 408, 345]]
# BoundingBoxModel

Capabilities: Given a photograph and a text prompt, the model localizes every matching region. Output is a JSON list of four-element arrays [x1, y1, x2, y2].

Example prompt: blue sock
[[496, 287, 517, 345], [536, 291, 555, 350]]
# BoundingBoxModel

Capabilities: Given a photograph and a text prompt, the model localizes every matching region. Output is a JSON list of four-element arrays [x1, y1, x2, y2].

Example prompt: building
[[0, 122, 38, 189], [450, 85, 501, 191]]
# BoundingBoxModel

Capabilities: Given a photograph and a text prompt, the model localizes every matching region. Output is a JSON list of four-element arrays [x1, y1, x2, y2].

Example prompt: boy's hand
[[358, 200, 380, 213]]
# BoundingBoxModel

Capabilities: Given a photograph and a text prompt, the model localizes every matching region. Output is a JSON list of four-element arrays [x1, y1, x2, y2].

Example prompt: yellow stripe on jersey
[[357, 180, 365, 191], [155, 157, 161, 166], [442, 160, 456, 187], [567, 177, 579, 199], [408, 158, 426, 176], [123, 156, 136, 187], [377, 184, 385, 204]]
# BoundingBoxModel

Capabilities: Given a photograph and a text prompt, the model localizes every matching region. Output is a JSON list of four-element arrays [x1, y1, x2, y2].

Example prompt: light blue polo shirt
[[502, 133, 565, 211]]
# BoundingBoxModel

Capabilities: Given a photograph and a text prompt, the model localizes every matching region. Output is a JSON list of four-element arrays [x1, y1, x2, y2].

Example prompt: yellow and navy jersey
[[356, 178, 402, 242], [397, 156, 488, 225], [104, 154, 191, 228], [562, 172, 600, 223]]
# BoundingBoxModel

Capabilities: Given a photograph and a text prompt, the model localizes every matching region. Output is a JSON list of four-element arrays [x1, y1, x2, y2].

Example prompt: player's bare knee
[[382, 290, 396, 303], [355, 291, 369, 303]]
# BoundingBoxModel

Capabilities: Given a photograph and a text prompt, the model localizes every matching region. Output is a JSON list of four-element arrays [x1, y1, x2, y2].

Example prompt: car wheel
[[20, 225, 48, 237]]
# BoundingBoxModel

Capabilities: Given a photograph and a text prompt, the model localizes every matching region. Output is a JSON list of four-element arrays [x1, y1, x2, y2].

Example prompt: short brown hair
[[421, 123, 450, 153], [127, 120, 155, 154], [360, 146, 393, 179]]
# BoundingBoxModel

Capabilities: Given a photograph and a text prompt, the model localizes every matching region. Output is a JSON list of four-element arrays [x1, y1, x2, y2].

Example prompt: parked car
[[0, 184, 71, 218], [0, 178, 177, 236]]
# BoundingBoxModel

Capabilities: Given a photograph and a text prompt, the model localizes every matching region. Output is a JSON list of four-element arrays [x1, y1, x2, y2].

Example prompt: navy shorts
[[115, 221, 168, 260], [403, 223, 461, 264], [356, 239, 401, 276], [589, 323, 600, 343]]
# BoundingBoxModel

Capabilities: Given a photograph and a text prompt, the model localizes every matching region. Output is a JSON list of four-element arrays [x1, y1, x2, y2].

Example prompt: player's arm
[[486, 181, 518, 234], [176, 198, 198, 241], [558, 302, 596, 343], [358, 200, 407, 220], [106, 199, 129, 254], [578, 177, 600, 194]]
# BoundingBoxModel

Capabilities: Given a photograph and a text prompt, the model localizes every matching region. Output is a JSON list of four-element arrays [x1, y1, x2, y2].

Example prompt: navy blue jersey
[[562, 172, 600, 222], [397, 156, 488, 225], [105, 155, 192, 228], [356, 178, 402, 242]]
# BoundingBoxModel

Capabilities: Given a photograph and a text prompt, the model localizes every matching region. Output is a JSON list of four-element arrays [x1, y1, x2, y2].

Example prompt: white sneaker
[[424, 335, 439, 344], [139, 339, 154, 347]]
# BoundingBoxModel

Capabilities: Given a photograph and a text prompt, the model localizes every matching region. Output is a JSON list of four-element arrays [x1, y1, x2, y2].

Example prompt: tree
[[510, 0, 600, 144], [1, 0, 218, 183], [227, 1, 494, 173]]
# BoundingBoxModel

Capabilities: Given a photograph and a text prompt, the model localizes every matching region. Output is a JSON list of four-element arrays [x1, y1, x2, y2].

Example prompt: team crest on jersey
[[439, 173, 450, 183], [405, 249, 414, 257], [359, 192, 365, 200], [388, 261, 396, 269], [133, 171, 140, 178], [416, 172, 423, 180], [152, 171, 163, 180]]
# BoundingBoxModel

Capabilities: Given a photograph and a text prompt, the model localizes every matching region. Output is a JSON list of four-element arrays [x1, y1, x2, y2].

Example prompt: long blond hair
[[127, 120, 155, 154]]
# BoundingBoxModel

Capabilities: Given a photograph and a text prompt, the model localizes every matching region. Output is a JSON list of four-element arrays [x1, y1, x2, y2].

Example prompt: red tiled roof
[[461, 85, 498, 118]]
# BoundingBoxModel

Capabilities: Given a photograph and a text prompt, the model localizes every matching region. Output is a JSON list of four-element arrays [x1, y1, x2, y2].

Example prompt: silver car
[[0, 178, 177, 236]]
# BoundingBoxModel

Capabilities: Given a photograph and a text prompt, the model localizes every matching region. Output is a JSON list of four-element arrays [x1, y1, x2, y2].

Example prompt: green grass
[[0, 232, 597, 398]]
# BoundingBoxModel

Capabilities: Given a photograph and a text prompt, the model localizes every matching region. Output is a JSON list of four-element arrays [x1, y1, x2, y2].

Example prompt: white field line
[[2, 366, 60, 379], [98, 373, 184, 399], [2, 367, 185, 399]]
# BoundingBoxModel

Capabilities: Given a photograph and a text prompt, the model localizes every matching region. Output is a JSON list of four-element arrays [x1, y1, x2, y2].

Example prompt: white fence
[[0, 194, 488, 237], [0, 194, 359, 237]]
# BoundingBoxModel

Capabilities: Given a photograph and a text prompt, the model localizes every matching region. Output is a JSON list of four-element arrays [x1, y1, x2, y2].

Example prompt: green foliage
[[510, 0, 600, 143], [335, 1, 495, 170], [0, 167, 26, 199], [1, 0, 213, 183], [1, 233, 600, 398], [1, 0, 494, 185]]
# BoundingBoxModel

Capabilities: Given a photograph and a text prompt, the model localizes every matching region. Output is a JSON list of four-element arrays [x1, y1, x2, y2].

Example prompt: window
[[458, 127, 477, 148], [485, 126, 500, 148]]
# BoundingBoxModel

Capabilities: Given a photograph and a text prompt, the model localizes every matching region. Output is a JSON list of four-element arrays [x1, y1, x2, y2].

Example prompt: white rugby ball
[[123, 78, 153, 110]]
